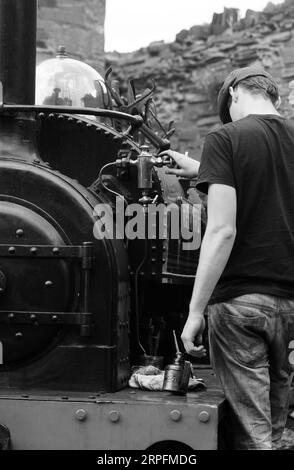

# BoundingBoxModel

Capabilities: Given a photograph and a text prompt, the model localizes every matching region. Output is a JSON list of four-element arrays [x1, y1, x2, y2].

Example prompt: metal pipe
[[0, 104, 171, 150], [0, 104, 144, 125], [0, 0, 37, 104]]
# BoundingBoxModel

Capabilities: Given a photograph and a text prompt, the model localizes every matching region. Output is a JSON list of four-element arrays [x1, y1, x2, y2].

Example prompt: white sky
[[105, 0, 283, 52]]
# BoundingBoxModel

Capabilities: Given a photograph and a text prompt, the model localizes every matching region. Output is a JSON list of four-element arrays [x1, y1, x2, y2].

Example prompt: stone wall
[[37, 0, 106, 73], [106, 0, 294, 160]]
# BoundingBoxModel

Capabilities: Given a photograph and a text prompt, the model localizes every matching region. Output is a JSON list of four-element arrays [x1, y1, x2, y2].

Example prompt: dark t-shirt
[[196, 114, 294, 303]]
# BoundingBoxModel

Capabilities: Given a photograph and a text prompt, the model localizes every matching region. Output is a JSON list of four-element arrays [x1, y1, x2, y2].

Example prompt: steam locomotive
[[0, 0, 226, 450]]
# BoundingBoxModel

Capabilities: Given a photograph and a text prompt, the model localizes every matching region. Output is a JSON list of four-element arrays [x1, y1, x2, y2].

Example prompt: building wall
[[37, 0, 106, 73]]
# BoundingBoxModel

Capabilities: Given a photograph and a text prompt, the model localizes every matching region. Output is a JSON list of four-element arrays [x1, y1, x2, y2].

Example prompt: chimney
[[0, 0, 37, 104]]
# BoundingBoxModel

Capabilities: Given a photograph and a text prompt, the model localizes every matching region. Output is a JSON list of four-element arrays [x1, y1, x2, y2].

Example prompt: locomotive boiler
[[0, 0, 227, 450]]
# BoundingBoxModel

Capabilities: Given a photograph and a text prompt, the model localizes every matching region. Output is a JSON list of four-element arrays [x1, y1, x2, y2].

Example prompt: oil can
[[163, 352, 191, 395]]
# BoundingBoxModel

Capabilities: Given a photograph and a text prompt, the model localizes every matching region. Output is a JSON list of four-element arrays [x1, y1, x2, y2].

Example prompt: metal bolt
[[108, 410, 120, 423], [198, 411, 210, 423], [30, 314, 36, 321], [45, 280, 53, 287], [8, 247, 15, 254], [15, 332, 23, 339], [170, 410, 182, 422], [52, 315, 58, 321], [57, 45, 67, 56], [16, 229, 24, 238], [52, 247, 59, 255], [75, 409, 87, 421], [30, 247, 38, 254], [8, 313, 14, 320], [33, 159, 40, 164]]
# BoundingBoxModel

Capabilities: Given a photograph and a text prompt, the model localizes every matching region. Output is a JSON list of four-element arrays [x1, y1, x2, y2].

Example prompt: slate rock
[[147, 41, 166, 57], [270, 31, 292, 43]]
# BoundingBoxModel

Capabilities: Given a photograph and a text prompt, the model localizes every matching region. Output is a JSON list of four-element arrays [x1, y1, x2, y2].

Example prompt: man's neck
[[239, 99, 280, 119]]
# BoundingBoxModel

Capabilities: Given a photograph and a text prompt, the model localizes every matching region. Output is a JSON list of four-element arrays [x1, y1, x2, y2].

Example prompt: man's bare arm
[[158, 150, 200, 177], [181, 183, 237, 356]]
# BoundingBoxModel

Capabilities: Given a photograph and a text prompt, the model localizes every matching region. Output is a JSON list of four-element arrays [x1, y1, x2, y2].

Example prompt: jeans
[[207, 293, 294, 450]]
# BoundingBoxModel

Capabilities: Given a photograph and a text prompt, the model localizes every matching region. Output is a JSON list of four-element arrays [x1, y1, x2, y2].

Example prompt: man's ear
[[229, 86, 238, 102], [275, 96, 281, 110]]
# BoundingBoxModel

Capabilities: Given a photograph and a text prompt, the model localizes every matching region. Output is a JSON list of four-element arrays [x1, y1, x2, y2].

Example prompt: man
[[160, 66, 294, 450]]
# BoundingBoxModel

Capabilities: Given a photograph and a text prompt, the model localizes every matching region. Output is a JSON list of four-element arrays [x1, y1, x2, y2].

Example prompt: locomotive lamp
[[36, 45, 112, 120]]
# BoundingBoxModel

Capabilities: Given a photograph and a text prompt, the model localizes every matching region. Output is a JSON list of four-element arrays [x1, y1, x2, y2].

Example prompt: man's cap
[[217, 66, 278, 124]]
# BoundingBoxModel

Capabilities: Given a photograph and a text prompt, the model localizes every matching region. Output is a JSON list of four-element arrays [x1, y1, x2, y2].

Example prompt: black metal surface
[[0, 244, 92, 258], [0, 160, 129, 388], [0, 344, 125, 392], [0, 0, 37, 104], [0, 310, 91, 326], [38, 113, 132, 186]]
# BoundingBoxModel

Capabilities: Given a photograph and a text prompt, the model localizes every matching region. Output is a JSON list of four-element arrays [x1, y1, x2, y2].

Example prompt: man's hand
[[181, 314, 206, 357], [158, 149, 200, 178]]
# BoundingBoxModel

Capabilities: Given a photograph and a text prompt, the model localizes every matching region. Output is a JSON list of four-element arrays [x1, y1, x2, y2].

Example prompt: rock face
[[37, 0, 105, 73], [106, 1, 294, 159]]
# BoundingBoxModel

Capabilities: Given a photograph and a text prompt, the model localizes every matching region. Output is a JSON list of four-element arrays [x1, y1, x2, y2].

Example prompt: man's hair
[[232, 75, 279, 105]]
